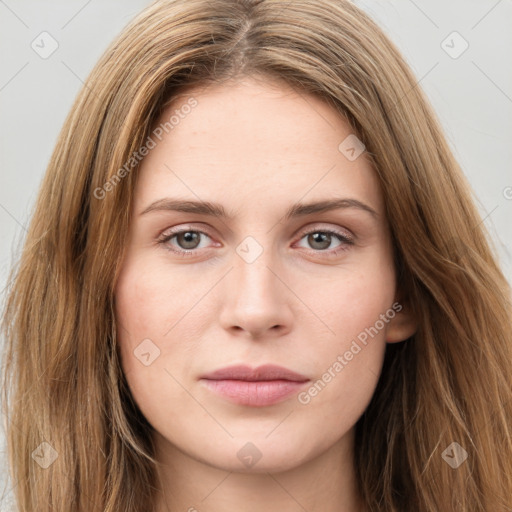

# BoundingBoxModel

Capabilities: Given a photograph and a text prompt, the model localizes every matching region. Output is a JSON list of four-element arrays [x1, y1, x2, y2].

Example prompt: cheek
[[113, 261, 194, 428], [114, 259, 179, 377], [294, 259, 395, 412], [115, 257, 193, 344], [113, 255, 215, 384], [301, 256, 396, 346]]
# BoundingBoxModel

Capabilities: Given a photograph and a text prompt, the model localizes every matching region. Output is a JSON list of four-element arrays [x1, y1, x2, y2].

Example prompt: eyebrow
[[139, 197, 379, 220]]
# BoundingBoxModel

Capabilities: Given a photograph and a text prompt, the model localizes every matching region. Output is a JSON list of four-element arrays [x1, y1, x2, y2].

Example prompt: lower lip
[[200, 379, 309, 407]]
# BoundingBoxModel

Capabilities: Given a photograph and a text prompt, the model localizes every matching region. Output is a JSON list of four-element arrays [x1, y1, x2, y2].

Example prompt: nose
[[218, 245, 293, 339]]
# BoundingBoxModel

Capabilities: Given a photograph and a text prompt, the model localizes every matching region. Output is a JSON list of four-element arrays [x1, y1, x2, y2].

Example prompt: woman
[[2, 0, 512, 510]]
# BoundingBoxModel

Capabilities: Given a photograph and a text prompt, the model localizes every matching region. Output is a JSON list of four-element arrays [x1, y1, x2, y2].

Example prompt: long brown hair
[[2, 0, 512, 510]]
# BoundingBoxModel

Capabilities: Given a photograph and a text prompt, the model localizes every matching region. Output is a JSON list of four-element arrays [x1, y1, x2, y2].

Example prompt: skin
[[114, 74, 417, 512]]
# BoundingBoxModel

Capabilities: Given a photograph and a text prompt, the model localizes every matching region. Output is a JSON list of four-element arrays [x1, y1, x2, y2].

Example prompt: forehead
[[134, 77, 383, 216]]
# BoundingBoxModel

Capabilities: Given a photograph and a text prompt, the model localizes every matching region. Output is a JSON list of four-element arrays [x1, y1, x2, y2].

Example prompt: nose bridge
[[218, 234, 292, 336], [232, 235, 281, 305]]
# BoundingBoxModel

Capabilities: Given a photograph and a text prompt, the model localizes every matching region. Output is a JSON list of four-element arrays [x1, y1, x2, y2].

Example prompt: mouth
[[199, 364, 310, 407]]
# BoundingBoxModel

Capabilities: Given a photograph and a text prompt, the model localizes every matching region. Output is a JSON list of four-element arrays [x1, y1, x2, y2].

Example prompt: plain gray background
[[1, 0, 511, 509]]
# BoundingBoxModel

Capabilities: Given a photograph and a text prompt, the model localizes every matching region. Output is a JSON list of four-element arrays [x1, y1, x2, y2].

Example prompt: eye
[[295, 227, 354, 254], [157, 225, 355, 258], [157, 228, 215, 256]]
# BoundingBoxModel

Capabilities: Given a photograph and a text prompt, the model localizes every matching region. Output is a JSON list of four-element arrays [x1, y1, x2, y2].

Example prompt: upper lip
[[201, 364, 309, 382]]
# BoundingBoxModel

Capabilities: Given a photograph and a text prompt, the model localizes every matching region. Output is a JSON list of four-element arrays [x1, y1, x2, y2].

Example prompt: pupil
[[309, 232, 330, 250], [179, 232, 199, 249]]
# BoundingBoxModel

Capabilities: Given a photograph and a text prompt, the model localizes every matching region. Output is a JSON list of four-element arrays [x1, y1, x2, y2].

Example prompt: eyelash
[[156, 225, 354, 258]]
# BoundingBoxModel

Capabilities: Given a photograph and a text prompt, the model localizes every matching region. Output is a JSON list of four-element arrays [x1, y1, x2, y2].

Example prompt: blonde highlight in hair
[[2, 0, 512, 510]]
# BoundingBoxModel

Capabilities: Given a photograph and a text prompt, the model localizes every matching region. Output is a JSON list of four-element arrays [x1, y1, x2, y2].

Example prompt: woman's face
[[114, 76, 416, 474]]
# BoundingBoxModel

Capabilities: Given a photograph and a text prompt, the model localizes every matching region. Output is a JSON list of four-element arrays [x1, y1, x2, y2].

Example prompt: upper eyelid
[[160, 223, 354, 245], [300, 225, 353, 238]]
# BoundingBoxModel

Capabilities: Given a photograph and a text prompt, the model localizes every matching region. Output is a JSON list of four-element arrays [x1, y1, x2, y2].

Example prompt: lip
[[201, 364, 309, 382], [200, 364, 310, 407]]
